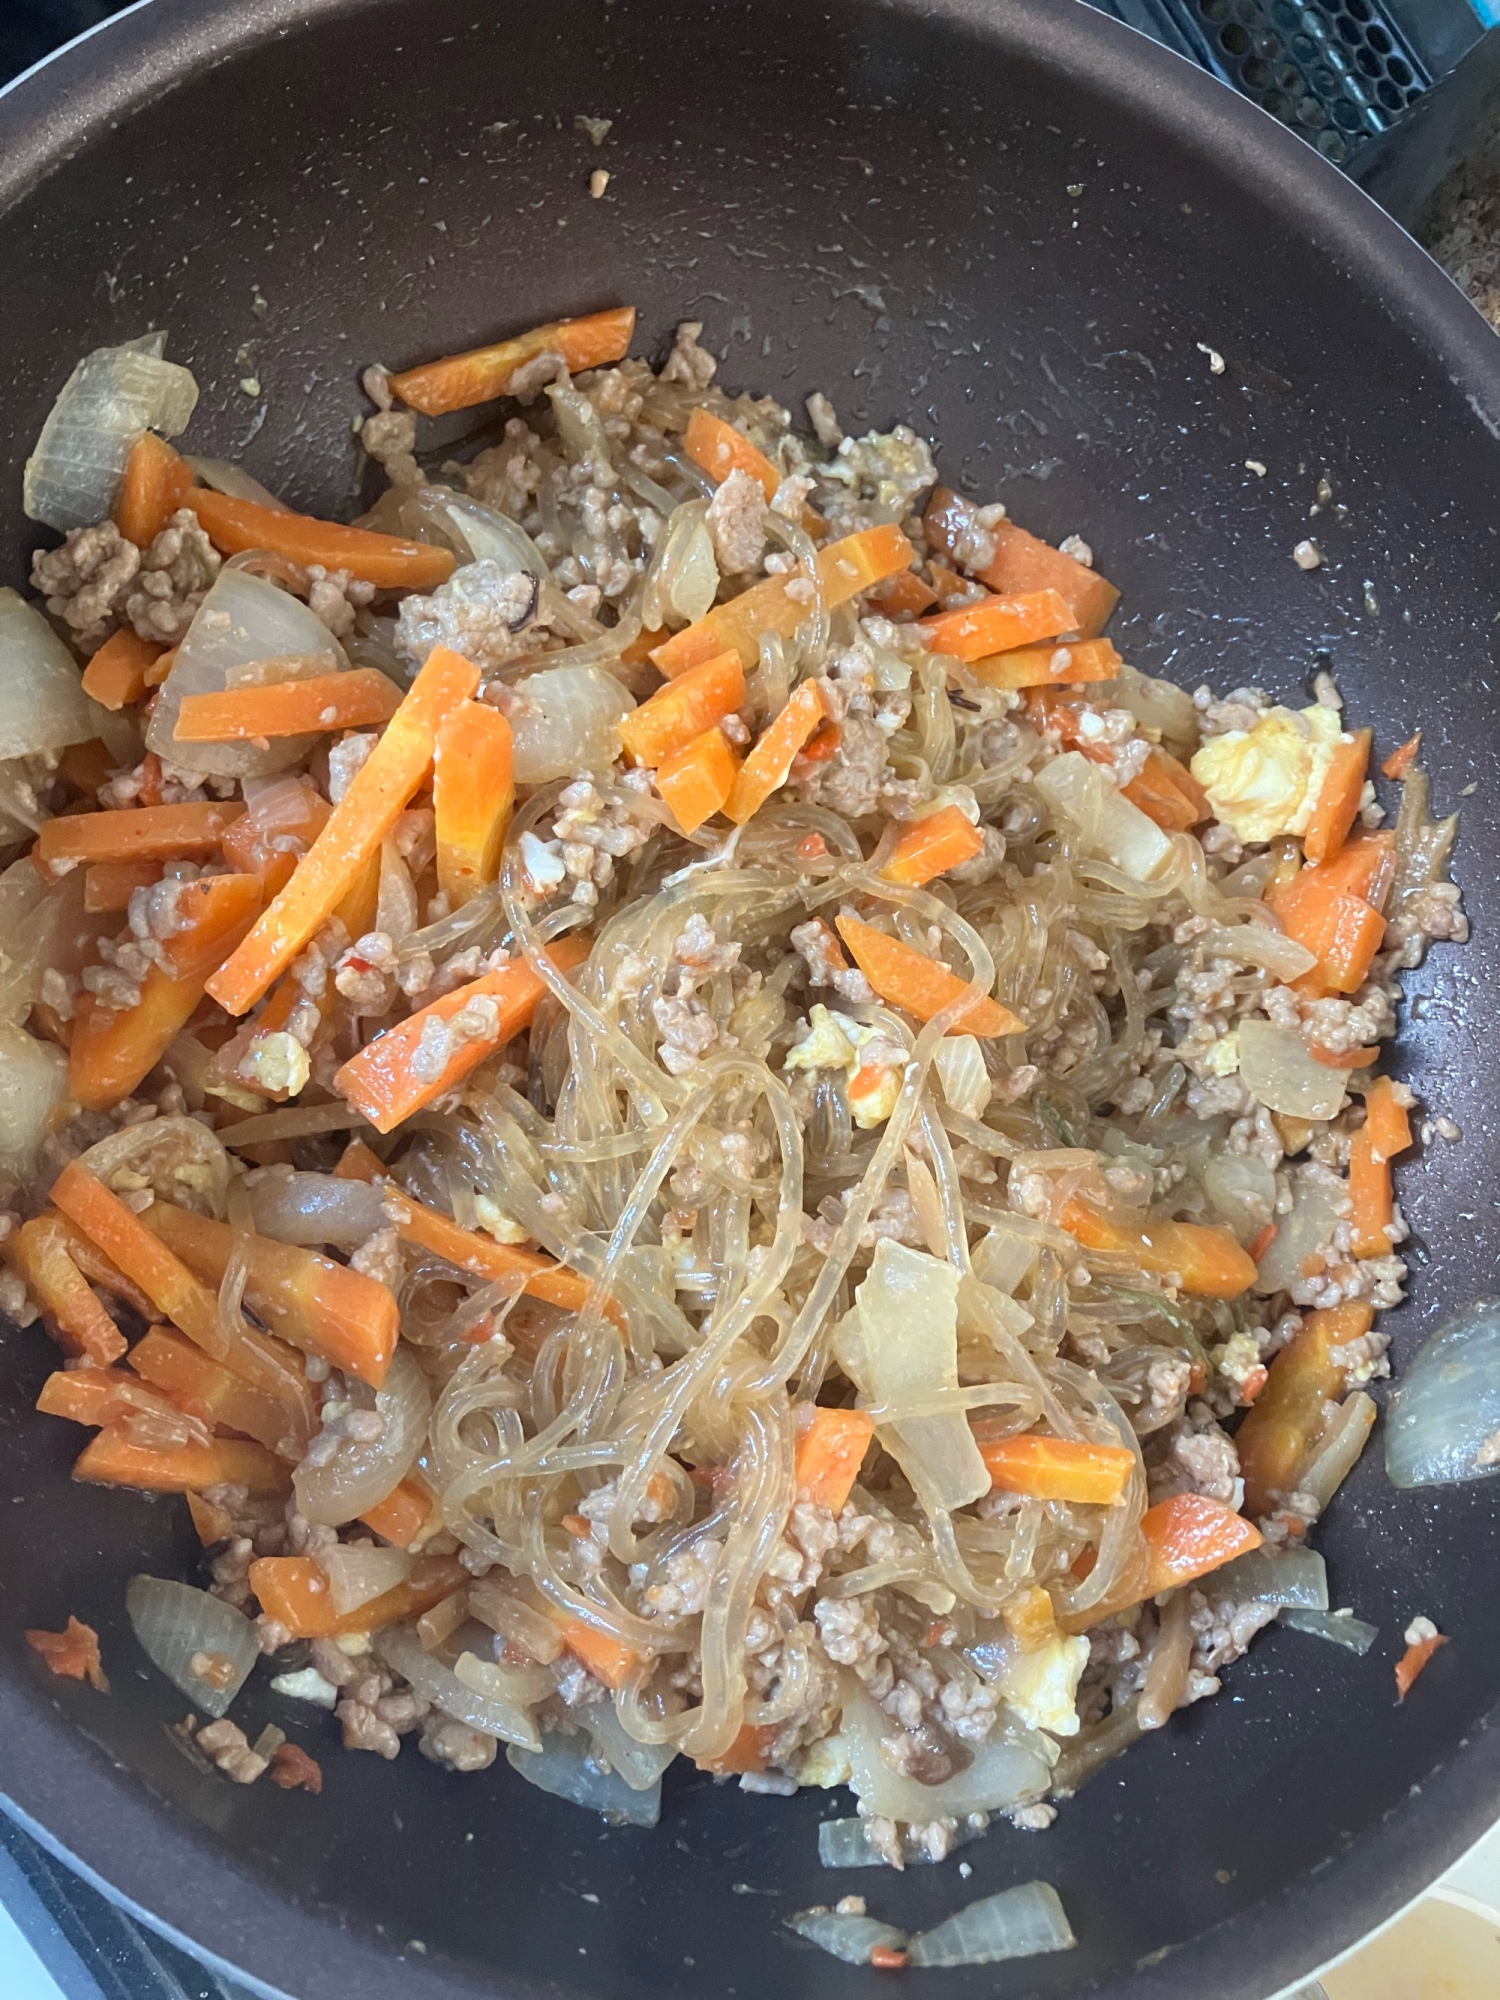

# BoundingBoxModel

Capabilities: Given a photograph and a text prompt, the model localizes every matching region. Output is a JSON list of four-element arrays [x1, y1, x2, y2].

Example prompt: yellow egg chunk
[[1189, 704, 1345, 844]]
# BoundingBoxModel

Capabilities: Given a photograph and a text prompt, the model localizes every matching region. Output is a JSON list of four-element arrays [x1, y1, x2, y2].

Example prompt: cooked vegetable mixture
[[5, 309, 1466, 1863]]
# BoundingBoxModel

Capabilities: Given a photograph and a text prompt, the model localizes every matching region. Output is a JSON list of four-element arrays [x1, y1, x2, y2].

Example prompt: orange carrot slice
[[387, 306, 637, 417], [81, 627, 165, 710], [75, 1427, 289, 1495], [8, 1215, 126, 1366], [1061, 1199, 1256, 1300], [248, 1553, 468, 1637], [25, 1616, 108, 1689], [360, 1473, 439, 1550], [725, 680, 830, 824], [924, 488, 1120, 637], [1346, 1126, 1392, 1261], [965, 637, 1122, 689], [558, 1620, 639, 1690], [1122, 747, 1210, 832], [835, 914, 1024, 1037], [334, 935, 590, 1134], [83, 859, 161, 913], [114, 432, 194, 548], [1234, 1302, 1372, 1516], [977, 1432, 1135, 1506], [37, 1362, 187, 1432], [185, 488, 455, 590], [51, 1163, 229, 1359], [208, 644, 480, 1015], [433, 701, 515, 908], [173, 670, 403, 742], [128, 1326, 298, 1455], [682, 406, 826, 535], [1303, 727, 1371, 864], [880, 804, 984, 887], [793, 1407, 876, 1512], [919, 588, 1076, 663], [37, 801, 244, 872], [1382, 733, 1421, 782], [1363, 1075, 1412, 1165], [1395, 1628, 1447, 1701], [618, 650, 746, 767], [656, 725, 741, 835], [867, 569, 939, 619], [1142, 1492, 1263, 1592]]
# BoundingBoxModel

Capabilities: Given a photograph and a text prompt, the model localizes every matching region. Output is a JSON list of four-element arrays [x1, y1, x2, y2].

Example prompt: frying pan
[[1, 2, 1498, 1997]]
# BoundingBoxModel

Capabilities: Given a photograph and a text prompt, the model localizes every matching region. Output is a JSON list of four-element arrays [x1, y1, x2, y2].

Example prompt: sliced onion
[[934, 1034, 992, 1120], [25, 333, 198, 532], [1197, 922, 1318, 982], [78, 1115, 232, 1217], [294, 1346, 430, 1526], [787, 1911, 910, 1965], [1237, 1018, 1346, 1121], [840, 1241, 989, 1513], [669, 516, 719, 623], [1202, 1545, 1327, 1608], [582, 1698, 678, 1792], [147, 567, 348, 779], [1202, 1152, 1277, 1246], [1253, 1173, 1344, 1297], [506, 1729, 659, 1825], [908, 1881, 1076, 1967], [126, 1575, 257, 1719], [0, 1024, 67, 1178], [452, 1650, 555, 1709], [817, 1815, 987, 1869], [1299, 1390, 1376, 1509], [467, 1574, 565, 1664], [1385, 1298, 1500, 1488], [0, 589, 99, 760], [378, 1622, 542, 1750], [839, 1680, 1051, 1821], [546, 379, 616, 476], [970, 1220, 1039, 1296], [184, 455, 292, 511], [509, 666, 635, 784], [1280, 1608, 1379, 1655], [1113, 665, 1199, 752], [317, 1544, 411, 1616], [246, 1170, 387, 1249], [1036, 752, 1172, 881], [643, 499, 711, 631]]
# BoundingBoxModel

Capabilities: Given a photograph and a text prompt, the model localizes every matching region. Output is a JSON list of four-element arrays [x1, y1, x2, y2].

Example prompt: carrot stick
[[880, 804, 984, 887], [867, 569, 938, 619], [1363, 1076, 1412, 1165], [114, 432, 194, 548], [186, 1490, 235, 1546], [1346, 1127, 1392, 1260], [1060, 1199, 1256, 1300], [46, 1213, 154, 1317], [924, 488, 1120, 637], [173, 670, 403, 743], [977, 1432, 1136, 1506], [920, 588, 1077, 663], [1303, 727, 1371, 864], [725, 680, 830, 825], [651, 525, 915, 675], [1395, 1628, 1447, 1701], [1234, 1301, 1372, 1516], [83, 860, 161, 914], [75, 1426, 289, 1495], [128, 1326, 298, 1455], [1122, 747, 1210, 832], [143, 645, 178, 688], [69, 874, 263, 1110], [656, 725, 741, 836], [696, 1721, 773, 1775], [37, 1364, 185, 1432], [25, 1617, 108, 1690], [220, 779, 330, 893], [965, 636, 1121, 690], [794, 1407, 876, 1512], [1271, 831, 1395, 998], [835, 914, 1024, 1037], [51, 1162, 229, 1359], [208, 644, 481, 1015], [185, 488, 455, 590], [360, 1473, 439, 1549], [8, 1215, 126, 1365], [557, 1620, 639, 1690], [1141, 1492, 1262, 1593], [433, 701, 514, 909], [37, 800, 244, 872], [142, 1203, 399, 1389], [387, 306, 638, 417], [334, 935, 590, 1134], [248, 1553, 469, 1638], [1382, 733, 1422, 782], [81, 627, 165, 710], [618, 650, 746, 767], [682, 406, 826, 535]]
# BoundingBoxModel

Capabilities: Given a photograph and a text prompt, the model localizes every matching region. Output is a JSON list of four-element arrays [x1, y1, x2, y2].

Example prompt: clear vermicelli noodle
[[8, 308, 1465, 1861]]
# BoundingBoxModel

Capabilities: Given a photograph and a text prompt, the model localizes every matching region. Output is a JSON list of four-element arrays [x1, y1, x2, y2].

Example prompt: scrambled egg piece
[[996, 1631, 1090, 1738], [472, 1193, 530, 1245], [1189, 704, 1344, 844], [1201, 1027, 1241, 1077], [240, 1031, 309, 1099], [793, 1729, 853, 1790], [783, 1004, 903, 1130]]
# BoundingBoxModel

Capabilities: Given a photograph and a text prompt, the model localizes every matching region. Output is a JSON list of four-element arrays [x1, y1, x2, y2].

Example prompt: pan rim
[[0, 2, 1497, 1998]]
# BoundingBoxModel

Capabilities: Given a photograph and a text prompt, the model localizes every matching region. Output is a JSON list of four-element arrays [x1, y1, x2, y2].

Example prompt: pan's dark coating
[[0, 4, 1497, 1998]]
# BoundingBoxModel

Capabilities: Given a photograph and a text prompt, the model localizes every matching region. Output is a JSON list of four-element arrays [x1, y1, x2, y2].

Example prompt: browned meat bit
[[270, 1741, 324, 1794], [659, 320, 718, 390], [705, 466, 767, 574], [196, 1717, 271, 1784], [25, 1616, 108, 1690], [124, 507, 220, 642], [417, 1713, 497, 1772], [32, 521, 139, 652], [305, 563, 376, 639]]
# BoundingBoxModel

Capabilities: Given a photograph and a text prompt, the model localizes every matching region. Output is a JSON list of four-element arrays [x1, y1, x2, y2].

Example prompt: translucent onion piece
[[317, 1544, 411, 1616], [582, 1698, 678, 1792], [817, 1815, 987, 1869], [1197, 921, 1318, 982], [0, 590, 98, 760], [508, 666, 635, 784], [840, 1241, 989, 1513], [426, 491, 548, 576], [1202, 1545, 1328, 1608], [25, 333, 199, 532], [1202, 1152, 1277, 1246], [787, 1911, 910, 1965], [970, 1220, 1039, 1297], [378, 1623, 542, 1750], [467, 1574, 565, 1663], [452, 1650, 556, 1709], [147, 566, 347, 779], [1237, 1018, 1346, 1121], [1299, 1389, 1376, 1509], [669, 517, 719, 623], [839, 1681, 1051, 1821], [0, 1023, 67, 1179], [294, 1346, 430, 1526], [934, 1034, 992, 1120], [126, 1574, 257, 1719], [184, 455, 292, 512], [246, 1170, 387, 1249], [1036, 752, 1173, 881], [1253, 1174, 1344, 1296], [1280, 1608, 1379, 1655], [1385, 1298, 1500, 1488], [78, 1115, 232, 1218], [908, 1881, 1076, 1967], [1113, 666, 1198, 752], [506, 1731, 660, 1823]]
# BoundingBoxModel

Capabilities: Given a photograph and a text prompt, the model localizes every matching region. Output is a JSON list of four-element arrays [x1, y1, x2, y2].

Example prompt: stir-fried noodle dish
[[5, 308, 1467, 1875]]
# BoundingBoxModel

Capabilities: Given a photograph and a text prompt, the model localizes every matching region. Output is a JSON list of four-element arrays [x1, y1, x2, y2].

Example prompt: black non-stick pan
[[1, 2, 1497, 1997]]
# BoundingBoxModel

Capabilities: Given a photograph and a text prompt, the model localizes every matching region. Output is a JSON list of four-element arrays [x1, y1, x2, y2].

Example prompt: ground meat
[[418, 1714, 497, 1771], [658, 321, 718, 389], [814, 1594, 887, 1670], [305, 564, 376, 639], [195, 1719, 270, 1784], [410, 991, 501, 1085], [31, 521, 140, 651], [350, 1225, 404, 1291], [642, 1537, 723, 1618], [806, 392, 843, 449], [1189, 1591, 1278, 1674], [790, 918, 876, 1005], [359, 378, 424, 488], [396, 559, 537, 672], [809, 712, 889, 819], [461, 419, 544, 516], [124, 509, 221, 642], [1387, 882, 1469, 964], [705, 466, 768, 573], [1193, 685, 1270, 737], [651, 913, 741, 1075]]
